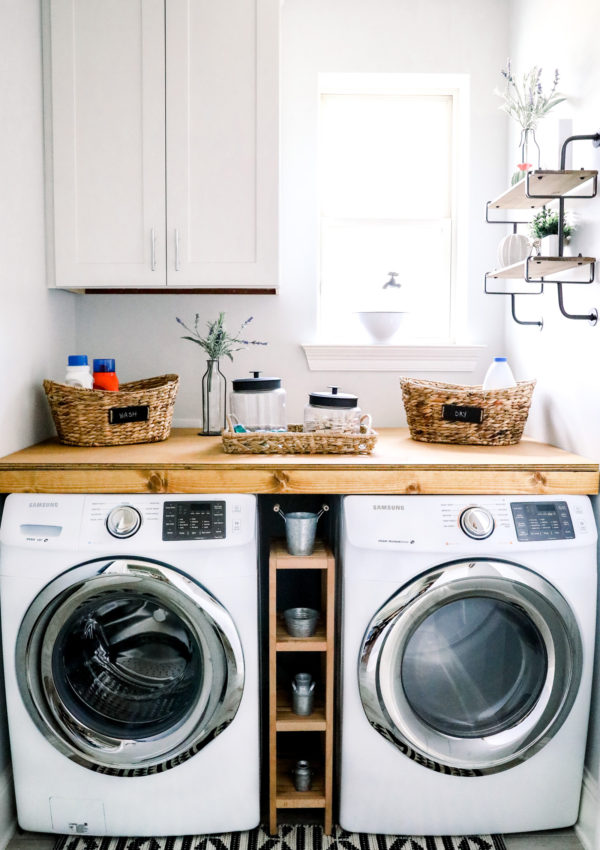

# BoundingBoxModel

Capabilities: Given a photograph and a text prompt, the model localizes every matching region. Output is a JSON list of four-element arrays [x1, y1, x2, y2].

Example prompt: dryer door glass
[[17, 558, 245, 775], [358, 558, 583, 775], [400, 596, 547, 738]]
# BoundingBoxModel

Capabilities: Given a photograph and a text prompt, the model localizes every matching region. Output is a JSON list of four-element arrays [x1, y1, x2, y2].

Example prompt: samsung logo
[[28, 502, 58, 508], [373, 505, 404, 511]]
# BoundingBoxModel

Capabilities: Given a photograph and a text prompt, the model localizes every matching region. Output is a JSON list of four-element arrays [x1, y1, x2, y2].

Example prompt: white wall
[[0, 0, 77, 842], [76, 0, 509, 427], [506, 1, 600, 846]]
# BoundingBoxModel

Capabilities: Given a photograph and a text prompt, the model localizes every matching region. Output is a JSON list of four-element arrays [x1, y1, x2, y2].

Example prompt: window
[[318, 74, 468, 343]]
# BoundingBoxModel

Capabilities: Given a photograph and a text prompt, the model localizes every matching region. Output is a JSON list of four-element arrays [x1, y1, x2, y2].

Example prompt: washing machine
[[339, 494, 597, 836], [0, 493, 260, 836]]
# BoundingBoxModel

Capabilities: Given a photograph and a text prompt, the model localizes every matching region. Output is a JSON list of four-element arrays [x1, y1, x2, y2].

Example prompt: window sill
[[301, 344, 485, 372]]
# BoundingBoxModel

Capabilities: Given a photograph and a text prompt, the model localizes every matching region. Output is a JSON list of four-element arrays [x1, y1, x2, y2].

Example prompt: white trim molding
[[576, 767, 598, 850], [302, 344, 485, 372]]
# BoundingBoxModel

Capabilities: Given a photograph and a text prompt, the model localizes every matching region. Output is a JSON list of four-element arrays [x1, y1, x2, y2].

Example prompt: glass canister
[[304, 386, 362, 432], [230, 371, 286, 431]]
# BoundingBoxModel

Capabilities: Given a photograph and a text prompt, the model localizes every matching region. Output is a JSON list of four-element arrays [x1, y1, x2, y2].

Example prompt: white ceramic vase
[[497, 233, 531, 268], [541, 234, 559, 256]]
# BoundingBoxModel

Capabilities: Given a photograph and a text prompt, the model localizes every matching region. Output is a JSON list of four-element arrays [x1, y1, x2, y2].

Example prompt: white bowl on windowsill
[[356, 311, 407, 342]]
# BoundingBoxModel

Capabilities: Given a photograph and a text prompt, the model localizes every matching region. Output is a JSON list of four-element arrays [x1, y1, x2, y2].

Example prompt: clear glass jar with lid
[[304, 386, 363, 432], [230, 371, 286, 431]]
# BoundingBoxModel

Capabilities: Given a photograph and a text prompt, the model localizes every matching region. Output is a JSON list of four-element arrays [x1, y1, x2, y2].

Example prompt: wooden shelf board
[[488, 256, 596, 280], [490, 170, 598, 210], [271, 539, 333, 570], [0, 428, 596, 496], [276, 618, 327, 652], [276, 692, 327, 731]]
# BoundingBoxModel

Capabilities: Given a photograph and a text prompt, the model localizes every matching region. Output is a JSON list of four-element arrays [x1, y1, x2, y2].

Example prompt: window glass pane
[[320, 94, 452, 220], [399, 597, 547, 738], [319, 85, 457, 340], [52, 592, 203, 739], [321, 218, 451, 338]]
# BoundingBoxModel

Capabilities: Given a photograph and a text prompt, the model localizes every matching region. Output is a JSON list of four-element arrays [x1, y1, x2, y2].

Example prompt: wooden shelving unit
[[268, 539, 335, 834], [489, 169, 598, 210]]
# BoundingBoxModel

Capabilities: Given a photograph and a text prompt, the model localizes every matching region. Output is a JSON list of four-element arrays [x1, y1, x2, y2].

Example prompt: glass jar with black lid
[[230, 371, 286, 431], [304, 386, 363, 433]]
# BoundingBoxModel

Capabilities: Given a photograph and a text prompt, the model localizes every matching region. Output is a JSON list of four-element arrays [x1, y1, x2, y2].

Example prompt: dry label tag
[[108, 405, 150, 425], [442, 404, 484, 424]]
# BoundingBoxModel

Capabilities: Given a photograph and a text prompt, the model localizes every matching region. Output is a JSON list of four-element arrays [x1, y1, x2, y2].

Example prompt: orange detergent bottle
[[93, 358, 120, 391]]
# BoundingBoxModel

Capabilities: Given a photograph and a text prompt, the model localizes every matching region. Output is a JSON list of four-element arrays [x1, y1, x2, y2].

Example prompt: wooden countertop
[[0, 428, 596, 495]]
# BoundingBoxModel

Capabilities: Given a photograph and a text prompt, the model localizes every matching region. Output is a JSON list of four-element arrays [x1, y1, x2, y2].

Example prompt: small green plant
[[176, 312, 267, 360], [530, 209, 573, 240]]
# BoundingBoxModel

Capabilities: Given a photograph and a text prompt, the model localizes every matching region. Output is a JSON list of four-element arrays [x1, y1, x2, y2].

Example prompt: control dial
[[459, 506, 495, 540], [106, 505, 142, 538]]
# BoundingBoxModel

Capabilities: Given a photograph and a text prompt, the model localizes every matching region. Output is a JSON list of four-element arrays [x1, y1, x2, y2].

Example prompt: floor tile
[[503, 827, 582, 849]]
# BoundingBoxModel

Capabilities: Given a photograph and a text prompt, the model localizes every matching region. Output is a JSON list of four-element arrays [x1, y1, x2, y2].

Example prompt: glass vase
[[511, 127, 542, 185], [201, 359, 226, 436]]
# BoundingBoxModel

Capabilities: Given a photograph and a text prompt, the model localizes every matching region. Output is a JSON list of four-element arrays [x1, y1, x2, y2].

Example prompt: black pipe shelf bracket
[[484, 131, 600, 327]]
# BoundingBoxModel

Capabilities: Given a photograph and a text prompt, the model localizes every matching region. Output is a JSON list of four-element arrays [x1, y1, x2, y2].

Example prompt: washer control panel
[[510, 501, 575, 541], [162, 500, 226, 540]]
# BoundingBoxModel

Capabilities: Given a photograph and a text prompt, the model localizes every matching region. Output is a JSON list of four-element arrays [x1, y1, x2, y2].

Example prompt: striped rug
[[55, 823, 507, 850]]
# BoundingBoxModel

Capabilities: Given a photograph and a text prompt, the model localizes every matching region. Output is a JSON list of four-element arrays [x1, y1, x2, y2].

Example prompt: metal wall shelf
[[484, 132, 600, 327]]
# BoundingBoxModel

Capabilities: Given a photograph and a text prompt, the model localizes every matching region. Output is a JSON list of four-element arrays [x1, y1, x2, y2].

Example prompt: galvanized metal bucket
[[273, 503, 329, 556], [283, 607, 319, 637]]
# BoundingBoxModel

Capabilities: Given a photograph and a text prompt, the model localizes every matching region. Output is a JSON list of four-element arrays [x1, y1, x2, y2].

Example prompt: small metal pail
[[283, 607, 319, 637], [273, 503, 329, 556]]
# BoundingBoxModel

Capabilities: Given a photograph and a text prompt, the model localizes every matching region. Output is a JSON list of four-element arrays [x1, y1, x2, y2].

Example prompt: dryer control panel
[[162, 500, 226, 540], [510, 501, 575, 542]]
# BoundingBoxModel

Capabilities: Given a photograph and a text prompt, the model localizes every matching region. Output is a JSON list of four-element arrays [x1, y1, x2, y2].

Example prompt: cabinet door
[[165, 0, 279, 290], [44, 0, 166, 288]]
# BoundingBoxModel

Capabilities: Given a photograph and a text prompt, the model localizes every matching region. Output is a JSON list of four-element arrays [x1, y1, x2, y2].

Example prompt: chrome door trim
[[358, 558, 583, 776], [16, 557, 245, 775]]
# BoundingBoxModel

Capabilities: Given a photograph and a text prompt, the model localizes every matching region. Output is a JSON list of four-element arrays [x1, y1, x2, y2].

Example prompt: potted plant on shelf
[[176, 312, 266, 436], [530, 209, 574, 257]]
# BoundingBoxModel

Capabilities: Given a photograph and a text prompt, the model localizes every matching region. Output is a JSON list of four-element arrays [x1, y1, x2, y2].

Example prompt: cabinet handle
[[175, 229, 181, 271], [150, 228, 157, 271]]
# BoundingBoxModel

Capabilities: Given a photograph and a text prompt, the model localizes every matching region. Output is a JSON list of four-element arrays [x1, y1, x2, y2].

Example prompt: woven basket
[[43, 374, 179, 447], [221, 423, 378, 455], [400, 377, 536, 446]]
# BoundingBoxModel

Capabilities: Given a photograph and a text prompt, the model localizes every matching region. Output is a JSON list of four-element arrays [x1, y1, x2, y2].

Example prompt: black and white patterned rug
[[55, 824, 507, 850]]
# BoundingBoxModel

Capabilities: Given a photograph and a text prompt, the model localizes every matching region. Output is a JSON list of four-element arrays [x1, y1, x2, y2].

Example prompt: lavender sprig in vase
[[176, 313, 267, 435]]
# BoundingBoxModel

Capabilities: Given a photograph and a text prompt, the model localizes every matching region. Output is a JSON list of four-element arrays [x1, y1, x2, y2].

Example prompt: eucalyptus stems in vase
[[177, 312, 267, 435]]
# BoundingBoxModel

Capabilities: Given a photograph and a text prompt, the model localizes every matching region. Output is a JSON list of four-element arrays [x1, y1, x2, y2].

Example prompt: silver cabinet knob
[[459, 506, 495, 540], [106, 505, 142, 538]]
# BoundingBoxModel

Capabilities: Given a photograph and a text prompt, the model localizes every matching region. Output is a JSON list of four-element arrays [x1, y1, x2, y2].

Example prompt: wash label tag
[[442, 404, 484, 424], [108, 405, 150, 425]]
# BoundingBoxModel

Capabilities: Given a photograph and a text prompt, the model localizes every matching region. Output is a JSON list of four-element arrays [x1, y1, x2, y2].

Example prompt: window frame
[[317, 72, 470, 346]]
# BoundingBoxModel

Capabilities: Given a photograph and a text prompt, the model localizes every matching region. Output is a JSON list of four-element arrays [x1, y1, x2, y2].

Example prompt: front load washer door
[[16, 558, 245, 775], [358, 558, 583, 776]]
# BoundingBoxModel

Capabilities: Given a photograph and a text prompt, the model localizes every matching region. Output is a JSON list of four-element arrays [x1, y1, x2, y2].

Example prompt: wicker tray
[[400, 377, 536, 446], [221, 423, 378, 454], [43, 374, 179, 447]]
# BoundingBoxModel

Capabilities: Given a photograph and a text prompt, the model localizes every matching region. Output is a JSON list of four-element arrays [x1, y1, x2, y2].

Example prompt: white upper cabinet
[[43, 0, 279, 291], [166, 0, 279, 288]]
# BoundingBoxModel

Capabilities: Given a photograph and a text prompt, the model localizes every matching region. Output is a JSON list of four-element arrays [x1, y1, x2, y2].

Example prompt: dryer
[[0, 494, 259, 836], [339, 495, 597, 836]]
